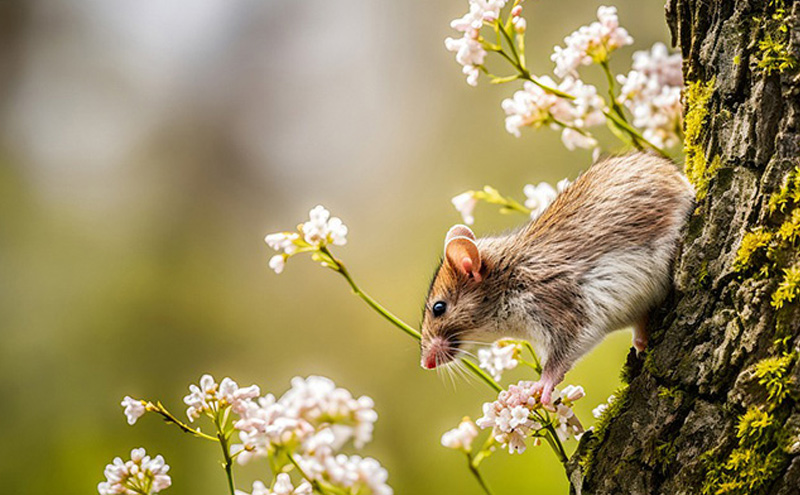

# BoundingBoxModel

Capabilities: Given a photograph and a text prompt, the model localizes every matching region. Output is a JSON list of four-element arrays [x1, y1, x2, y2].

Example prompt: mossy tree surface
[[567, 1, 800, 494]]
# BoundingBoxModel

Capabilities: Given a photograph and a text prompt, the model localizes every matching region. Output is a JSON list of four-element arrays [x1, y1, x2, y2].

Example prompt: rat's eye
[[432, 301, 447, 317]]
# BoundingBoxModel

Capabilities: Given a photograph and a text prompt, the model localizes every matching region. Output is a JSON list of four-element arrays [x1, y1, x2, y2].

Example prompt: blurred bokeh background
[[0, 1, 673, 493]]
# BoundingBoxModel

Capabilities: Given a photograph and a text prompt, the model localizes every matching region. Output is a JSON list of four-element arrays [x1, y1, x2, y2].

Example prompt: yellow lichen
[[768, 166, 800, 213], [776, 208, 800, 243], [734, 228, 773, 272], [737, 407, 773, 445], [753, 353, 796, 404], [755, 2, 798, 75], [683, 78, 717, 200], [701, 353, 797, 495], [771, 264, 800, 309]]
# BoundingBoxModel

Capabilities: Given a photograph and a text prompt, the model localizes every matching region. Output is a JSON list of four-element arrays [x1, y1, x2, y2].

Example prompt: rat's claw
[[532, 378, 555, 405]]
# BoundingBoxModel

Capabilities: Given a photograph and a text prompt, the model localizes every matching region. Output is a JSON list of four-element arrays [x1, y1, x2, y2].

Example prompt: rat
[[419, 152, 695, 404]]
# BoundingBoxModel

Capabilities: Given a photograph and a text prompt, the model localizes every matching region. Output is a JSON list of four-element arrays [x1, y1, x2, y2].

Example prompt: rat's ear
[[444, 227, 482, 282], [445, 224, 476, 244]]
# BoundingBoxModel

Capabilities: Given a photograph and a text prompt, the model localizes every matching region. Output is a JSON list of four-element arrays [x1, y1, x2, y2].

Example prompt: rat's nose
[[422, 352, 437, 370], [421, 337, 447, 370]]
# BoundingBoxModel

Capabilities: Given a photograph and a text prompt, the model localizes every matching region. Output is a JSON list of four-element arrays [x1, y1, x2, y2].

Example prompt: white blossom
[[183, 374, 260, 421], [551, 5, 633, 78], [264, 232, 299, 254], [522, 176, 571, 218], [592, 403, 608, 419], [592, 394, 616, 419], [511, 5, 526, 34], [477, 342, 519, 381], [553, 402, 583, 441], [234, 394, 314, 464], [445, 33, 486, 87], [450, 0, 507, 32], [235, 474, 312, 495], [451, 191, 479, 225], [523, 182, 558, 219], [269, 255, 286, 274], [280, 376, 377, 450], [560, 385, 585, 403], [445, 0, 509, 86], [617, 42, 683, 149], [121, 396, 146, 426], [298, 452, 392, 495], [97, 448, 171, 495], [264, 205, 348, 273], [302, 205, 348, 246], [441, 417, 479, 452]]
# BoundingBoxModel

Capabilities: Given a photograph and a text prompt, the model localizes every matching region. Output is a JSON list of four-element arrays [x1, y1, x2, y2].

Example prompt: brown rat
[[420, 152, 694, 403]]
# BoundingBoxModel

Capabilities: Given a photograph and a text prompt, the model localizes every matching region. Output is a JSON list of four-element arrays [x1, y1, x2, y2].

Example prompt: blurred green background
[[0, 1, 672, 493]]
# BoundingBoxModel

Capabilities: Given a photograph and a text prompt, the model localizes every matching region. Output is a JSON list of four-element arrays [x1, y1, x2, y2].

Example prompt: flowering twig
[[447, 3, 677, 158]]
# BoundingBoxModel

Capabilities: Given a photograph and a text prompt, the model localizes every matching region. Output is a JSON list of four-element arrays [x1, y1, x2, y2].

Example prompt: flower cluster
[[183, 374, 260, 421], [233, 393, 312, 462], [112, 374, 390, 495], [551, 6, 633, 78], [524, 178, 570, 219], [444, 0, 509, 86], [477, 342, 520, 381], [265, 205, 348, 274], [617, 42, 683, 148], [234, 376, 379, 464], [441, 417, 480, 452], [502, 77, 605, 150], [236, 474, 311, 495], [476, 381, 584, 453], [98, 448, 171, 495], [298, 450, 392, 495]]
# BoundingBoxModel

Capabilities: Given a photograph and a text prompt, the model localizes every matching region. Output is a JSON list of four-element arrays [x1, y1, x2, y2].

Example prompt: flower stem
[[599, 60, 672, 158], [467, 454, 495, 495], [150, 402, 219, 442], [321, 246, 420, 340], [602, 109, 670, 158], [286, 452, 343, 495], [213, 411, 236, 495], [542, 424, 568, 464], [520, 341, 542, 374], [319, 246, 502, 393], [463, 358, 503, 392], [486, 43, 574, 99]]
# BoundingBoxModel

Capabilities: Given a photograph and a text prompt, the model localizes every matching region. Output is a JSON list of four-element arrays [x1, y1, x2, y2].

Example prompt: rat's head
[[420, 224, 494, 370]]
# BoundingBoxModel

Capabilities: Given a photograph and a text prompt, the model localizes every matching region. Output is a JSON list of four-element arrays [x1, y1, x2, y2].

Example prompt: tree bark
[[568, 1, 800, 494]]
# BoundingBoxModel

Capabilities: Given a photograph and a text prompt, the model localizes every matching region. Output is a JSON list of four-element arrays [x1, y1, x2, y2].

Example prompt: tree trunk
[[567, 1, 800, 494]]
